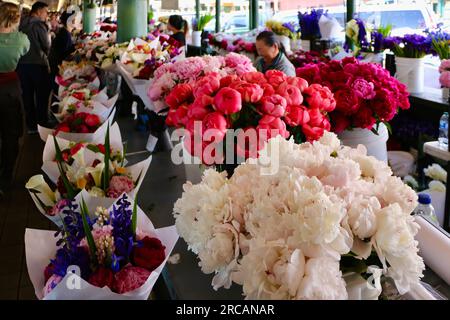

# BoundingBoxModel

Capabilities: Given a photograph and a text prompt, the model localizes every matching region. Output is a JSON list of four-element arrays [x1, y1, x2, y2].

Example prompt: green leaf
[[384, 122, 393, 135], [80, 197, 97, 264], [53, 136, 77, 199], [131, 195, 137, 235], [102, 125, 111, 191], [370, 127, 379, 136]]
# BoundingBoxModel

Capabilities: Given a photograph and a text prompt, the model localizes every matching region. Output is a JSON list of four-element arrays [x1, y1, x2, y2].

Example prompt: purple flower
[[298, 9, 324, 40]]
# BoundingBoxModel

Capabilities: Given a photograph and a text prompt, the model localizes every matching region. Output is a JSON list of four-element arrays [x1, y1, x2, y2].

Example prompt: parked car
[[221, 12, 268, 34]]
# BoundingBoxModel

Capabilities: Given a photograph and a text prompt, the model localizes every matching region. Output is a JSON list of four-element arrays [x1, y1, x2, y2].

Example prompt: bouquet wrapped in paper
[[56, 60, 97, 87], [173, 133, 425, 300], [58, 77, 101, 98], [28, 125, 151, 225], [25, 191, 178, 300]]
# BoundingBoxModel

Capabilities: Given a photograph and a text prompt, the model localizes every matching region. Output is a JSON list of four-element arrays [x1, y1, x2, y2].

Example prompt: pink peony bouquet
[[296, 57, 410, 133], [163, 69, 336, 166], [439, 59, 450, 88], [147, 53, 256, 112]]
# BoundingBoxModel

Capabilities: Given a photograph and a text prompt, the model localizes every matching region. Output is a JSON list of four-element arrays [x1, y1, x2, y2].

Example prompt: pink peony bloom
[[233, 82, 264, 104], [439, 71, 450, 88], [277, 83, 304, 106], [242, 72, 267, 85], [284, 105, 310, 127], [106, 175, 135, 198], [351, 78, 375, 99], [257, 115, 289, 140], [439, 59, 450, 73], [265, 70, 286, 88], [202, 112, 229, 142], [214, 87, 242, 114], [193, 74, 221, 99], [303, 84, 336, 112], [286, 76, 309, 92], [260, 94, 287, 117]]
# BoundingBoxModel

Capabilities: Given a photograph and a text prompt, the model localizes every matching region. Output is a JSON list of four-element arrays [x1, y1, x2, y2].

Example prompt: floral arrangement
[[383, 34, 432, 58], [208, 33, 256, 55], [164, 69, 335, 166], [24, 191, 178, 299], [192, 14, 214, 31], [298, 9, 324, 40], [57, 60, 97, 86], [55, 112, 102, 134], [120, 37, 183, 80], [173, 132, 424, 299], [26, 126, 150, 219], [346, 19, 391, 55], [282, 22, 301, 40], [288, 49, 330, 68], [265, 20, 294, 39], [296, 57, 410, 133], [439, 59, 450, 88], [148, 53, 256, 112], [426, 28, 450, 60], [95, 42, 129, 69]]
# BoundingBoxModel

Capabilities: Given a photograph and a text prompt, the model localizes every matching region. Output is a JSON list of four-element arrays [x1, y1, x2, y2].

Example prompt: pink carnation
[[106, 175, 135, 198]]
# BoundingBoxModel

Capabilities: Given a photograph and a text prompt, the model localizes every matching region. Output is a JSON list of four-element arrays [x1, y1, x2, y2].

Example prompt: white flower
[[424, 163, 447, 182], [374, 204, 424, 294], [377, 176, 418, 214], [318, 131, 341, 151], [403, 175, 419, 190], [347, 196, 380, 239], [428, 180, 446, 192], [25, 175, 56, 208], [296, 256, 348, 300]]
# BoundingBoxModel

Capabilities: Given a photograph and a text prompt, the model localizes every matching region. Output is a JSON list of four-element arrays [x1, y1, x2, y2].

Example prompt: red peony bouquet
[[296, 57, 410, 133], [55, 112, 101, 134], [164, 69, 336, 166]]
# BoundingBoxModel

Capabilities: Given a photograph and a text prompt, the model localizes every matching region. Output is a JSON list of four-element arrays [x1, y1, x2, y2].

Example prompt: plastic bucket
[[395, 57, 424, 94], [191, 31, 202, 47], [338, 123, 389, 163]]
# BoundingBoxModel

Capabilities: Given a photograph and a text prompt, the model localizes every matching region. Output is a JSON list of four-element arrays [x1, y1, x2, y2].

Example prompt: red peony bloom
[[303, 84, 336, 112], [330, 111, 351, 133], [85, 114, 100, 128], [131, 236, 166, 272], [334, 88, 361, 115], [286, 76, 309, 92], [193, 75, 221, 99], [242, 72, 267, 85], [112, 265, 151, 294], [277, 83, 304, 106], [203, 112, 229, 142], [352, 106, 376, 130], [265, 70, 286, 89], [233, 82, 264, 104], [213, 87, 242, 115], [165, 84, 193, 109], [257, 115, 289, 140], [220, 75, 240, 88], [302, 124, 324, 141], [236, 127, 265, 159], [284, 105, 310, 127], [187, 99, 210, 121], [88, 266, 114, 289], [260, 94, 287, 117], [260, 83, 276, 96]]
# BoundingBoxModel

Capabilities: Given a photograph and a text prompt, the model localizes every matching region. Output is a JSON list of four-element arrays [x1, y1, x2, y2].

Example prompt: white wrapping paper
[[25, 191, 179, 300]]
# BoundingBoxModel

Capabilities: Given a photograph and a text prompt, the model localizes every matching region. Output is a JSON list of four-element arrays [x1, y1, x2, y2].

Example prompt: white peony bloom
[[403, 175, 419, 190], [296, 256, 348, 300], [428, 180, 446, 192], [374, 203, 424, 294], [424, 163, 447, 182], [347, 196, 381, 239], [377, 176, 418, 214], [318, 131, 341, 151]]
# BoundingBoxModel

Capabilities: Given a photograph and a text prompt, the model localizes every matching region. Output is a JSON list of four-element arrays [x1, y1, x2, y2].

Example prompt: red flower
[[55, 124, 70, 133], [85, 114, 100, 127], [242, 72, 267, 85], [265, 70, 286, 89], [220, 75, 240, 88], [257, 115, 289, 140], [70, 143, 84, 156], [193, 75, 221, 99], [284, 105, 310, 127], [214, 87, 242, 115], [260, 94, 287, 117], [352, 106, 376, 130], [303, 84, 336, 112], [72, 91, 86, 101], [187, 100, 210, 121], [88, 266, 114, 289], [260, 83, 275, 96], [131, 236, 166, 271], [277, 83, 303, 106], [371, 88, 397, 121], [330, 111, 351, 133], [302, 124, 324, 141], [166, 104, 189, 127], [286, 76, 309, 92], [113, 265, 151, 294], [296, 64, 322, 85], [203, 112, 229, 142], [236, 127, 265, 159], [165, 84, 193, 109], [334, 88, 361, 115], [233, 82, 264, 104]]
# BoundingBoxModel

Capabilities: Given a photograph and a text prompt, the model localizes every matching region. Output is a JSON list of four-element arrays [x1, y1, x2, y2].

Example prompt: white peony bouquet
[[173, 132, 424, 300]]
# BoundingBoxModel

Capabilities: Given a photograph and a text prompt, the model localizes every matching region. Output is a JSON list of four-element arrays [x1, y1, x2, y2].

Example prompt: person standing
[[17, 1, 51, 133], [0, 2, 30, 195], [167, 15, 188, 46]]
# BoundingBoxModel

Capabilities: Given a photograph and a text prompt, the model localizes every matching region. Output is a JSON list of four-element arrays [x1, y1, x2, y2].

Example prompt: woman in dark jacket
[[255, 31, 296, 76], [0, 2, 30, 196], [167, 15, 188, 46]]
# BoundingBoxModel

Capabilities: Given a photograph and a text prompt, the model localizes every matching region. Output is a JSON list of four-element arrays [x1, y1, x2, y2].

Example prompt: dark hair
[[168, 15, 188, 35], [31, 1, 48, 14], [256, 30, 285, 54], [60, 11, 74, 27]]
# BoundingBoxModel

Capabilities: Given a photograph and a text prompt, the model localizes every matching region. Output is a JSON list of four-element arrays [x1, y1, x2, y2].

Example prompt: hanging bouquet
[[26, 126, 151, 223], [296, 57, 410, 133], [173, 132, 424, 299], [383, 34, 432, 58], [288, 49, 330, 68], [164, 69, 335, 166], [120, 37, 183, 80], [439, 59, 450, 88], [25, 191, 178, 299], [148, 53, 256, 112], [208, 34, 256, 55], [298, 9, 324, 40]]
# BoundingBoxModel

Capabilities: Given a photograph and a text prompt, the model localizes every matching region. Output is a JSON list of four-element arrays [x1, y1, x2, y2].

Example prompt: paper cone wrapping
[[38, 108, 116, 143], [58, 77, 100, 97], [25, 191, 179, 300]]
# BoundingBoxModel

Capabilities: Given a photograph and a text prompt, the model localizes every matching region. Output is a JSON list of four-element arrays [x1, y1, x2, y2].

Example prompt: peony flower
[[284, 105, 310, 127], [334, 88, 361, 115], [213, 87, 242, 114], [242, 71, 267, 85], [351, 78, 375, 99], [296, 257, 348, 300], [424, 163, 447, 182], [351, 106, 376, 130], [277, 83, 304, 106], [302, 124, 324, 141], [193, 74, 221, 99], [330, 111, 351, 133], [428, 180, 446, 192], [259, 94, 287, 117], [257, 115, 289, 140], [347, 196, 380, 239], [438, 59, 450, 73], [112, 265, 151, 294], [131, 236, 166, 271], [303, 84, 336, 112], [106, 175, 135, 198], [202, 112, 229, 142], [265, 70, 287, 88], [233, 82, 264, 104], [286, 76, 309, 92], [88, 266, 114, 289], [165, 83, 193, 109]]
